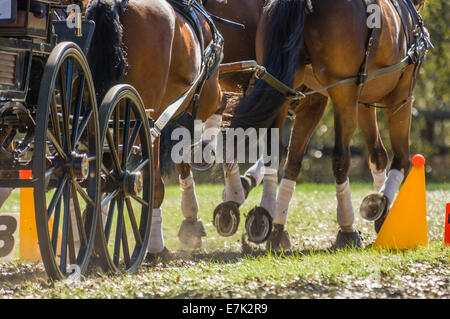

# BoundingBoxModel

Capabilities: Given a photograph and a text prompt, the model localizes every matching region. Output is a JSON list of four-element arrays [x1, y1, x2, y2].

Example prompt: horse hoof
[[359, 193, 388, 221], [145, 247, 172, 263], [245, 206, 272, 244], [213, 201, 240, 237], [334, 230, 362, 249], [240, 175, 256, 199], [266, 224, 291, 252], [178, 218, 207, 249]]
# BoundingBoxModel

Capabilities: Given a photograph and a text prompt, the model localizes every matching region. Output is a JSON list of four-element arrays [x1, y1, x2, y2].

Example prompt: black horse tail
[[86, 0, 129, 102], [230, 0, 306, 130]]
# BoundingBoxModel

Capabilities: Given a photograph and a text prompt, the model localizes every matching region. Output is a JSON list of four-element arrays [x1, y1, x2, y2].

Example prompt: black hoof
[[213, 201, 240, 237], [240, 175, 256, 199], [145, 247, 172, 263], [334, 230, 362, 249], [360, 193, 388, 221], [245, 206, 272, 244], [266, 224, 291, 252], [178, 218, 207, 249]]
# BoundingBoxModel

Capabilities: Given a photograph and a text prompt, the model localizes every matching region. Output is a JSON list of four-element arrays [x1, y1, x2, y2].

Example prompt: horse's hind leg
[[358, 105, 389, 192], [328, 86, 363, 249], [361, 99, 412, 233], [266, 93, 328, 252]]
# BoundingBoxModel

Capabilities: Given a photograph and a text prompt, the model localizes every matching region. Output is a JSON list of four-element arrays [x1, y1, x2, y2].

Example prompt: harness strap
[[391, 0, 411, 45]]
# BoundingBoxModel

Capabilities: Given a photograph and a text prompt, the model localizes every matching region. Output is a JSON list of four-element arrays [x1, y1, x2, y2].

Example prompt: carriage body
[[0, 0, 154, 280]]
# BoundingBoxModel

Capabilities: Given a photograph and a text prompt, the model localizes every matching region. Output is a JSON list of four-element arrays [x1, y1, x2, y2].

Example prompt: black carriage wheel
[[33, 42, 101, 280], [95, 84, 154, 274]]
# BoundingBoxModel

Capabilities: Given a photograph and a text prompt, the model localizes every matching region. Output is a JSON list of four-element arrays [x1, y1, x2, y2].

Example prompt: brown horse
[[172, 0, 272, 248], [86, 0, 224, 260], [230, 0, 429, 250]]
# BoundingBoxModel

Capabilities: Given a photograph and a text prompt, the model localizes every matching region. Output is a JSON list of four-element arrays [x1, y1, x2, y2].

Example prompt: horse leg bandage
[[179, 172, 199, 220], [260, 168, 278, 219], [273, 178, 296, 225], [336, 178, 354, 232], [223, 163, 246, 204], [244, 156, 265, 187], [380, 169, 404, 207], [371, 169, 387, 192], [147, 208, 165, 253]]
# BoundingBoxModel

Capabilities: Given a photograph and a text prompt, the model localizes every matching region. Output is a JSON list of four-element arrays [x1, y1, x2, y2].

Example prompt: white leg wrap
[[336, 178, 354, 232], [273, 178, 296, 225], [244, 156, 265, 187], [179, 172, 199, 220], [380, 169, 404, 207], [202, 114, 222, 151], [0, 188, 13, 208], [371, 169, 387, 192], [223, 163, 245, 204], [260, 172, 278, 219], [147, 208, 165, 253]]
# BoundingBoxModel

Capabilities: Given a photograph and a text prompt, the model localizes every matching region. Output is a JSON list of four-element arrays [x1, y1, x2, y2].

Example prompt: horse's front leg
[[329, 86, 363, 249]]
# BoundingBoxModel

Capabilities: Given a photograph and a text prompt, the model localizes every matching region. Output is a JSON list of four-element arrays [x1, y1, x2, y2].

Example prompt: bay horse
[[86, 0, 224, 260], [230, 0, 430, 250]]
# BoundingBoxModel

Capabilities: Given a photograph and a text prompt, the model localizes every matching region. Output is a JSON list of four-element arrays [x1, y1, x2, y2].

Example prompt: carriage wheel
[[95, 85, 154, 274], [33, 42, 101, 280]]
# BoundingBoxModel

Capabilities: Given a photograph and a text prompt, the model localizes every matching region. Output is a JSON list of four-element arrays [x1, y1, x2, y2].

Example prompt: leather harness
[[250, 0, 432, 112]]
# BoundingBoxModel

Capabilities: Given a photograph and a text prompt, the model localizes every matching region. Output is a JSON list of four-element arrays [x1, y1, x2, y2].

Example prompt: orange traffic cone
[[445, 203, 450, 246], [373, 154, 428, 250], [19, 170, 42, 261]]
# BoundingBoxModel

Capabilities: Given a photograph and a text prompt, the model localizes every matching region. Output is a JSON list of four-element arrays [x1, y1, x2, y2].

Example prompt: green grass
[[0, 183, 449, 298]]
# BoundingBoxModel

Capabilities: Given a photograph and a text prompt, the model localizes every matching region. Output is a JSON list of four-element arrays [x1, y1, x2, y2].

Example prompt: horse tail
[[230, 0, 306, 130], [86, 0, 129, 102]]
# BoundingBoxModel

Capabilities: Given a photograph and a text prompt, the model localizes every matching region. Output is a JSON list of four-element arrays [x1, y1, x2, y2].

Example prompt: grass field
[[0, 182, 449, 298]]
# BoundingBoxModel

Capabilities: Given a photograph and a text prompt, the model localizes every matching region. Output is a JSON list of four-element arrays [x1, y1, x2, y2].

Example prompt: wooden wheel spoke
[[71, 73, 86, 147], [60, 184, 71, 273], [59, 59, 72, 154], [125, 198, 142, 246], [74, 109, 93, 145], [104, 198, 116, 243], [132, 158, 149, 174], [106, 130, 123, 177], [47, 175, 68, 222], [72, 179, 95, 207], [50, 92, 62, 145], [101, 164, 117, 183], [70, 182, 88, 247], [51, 195, 62, 255], [122, 101, 131, 167], [113, 198, 125, 266], [130, 194, 149, 207], [101, 188, 120, 208], [121, 216, 131, 268], [127, 120, 142, 159], [47, 131, 69, 162]]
